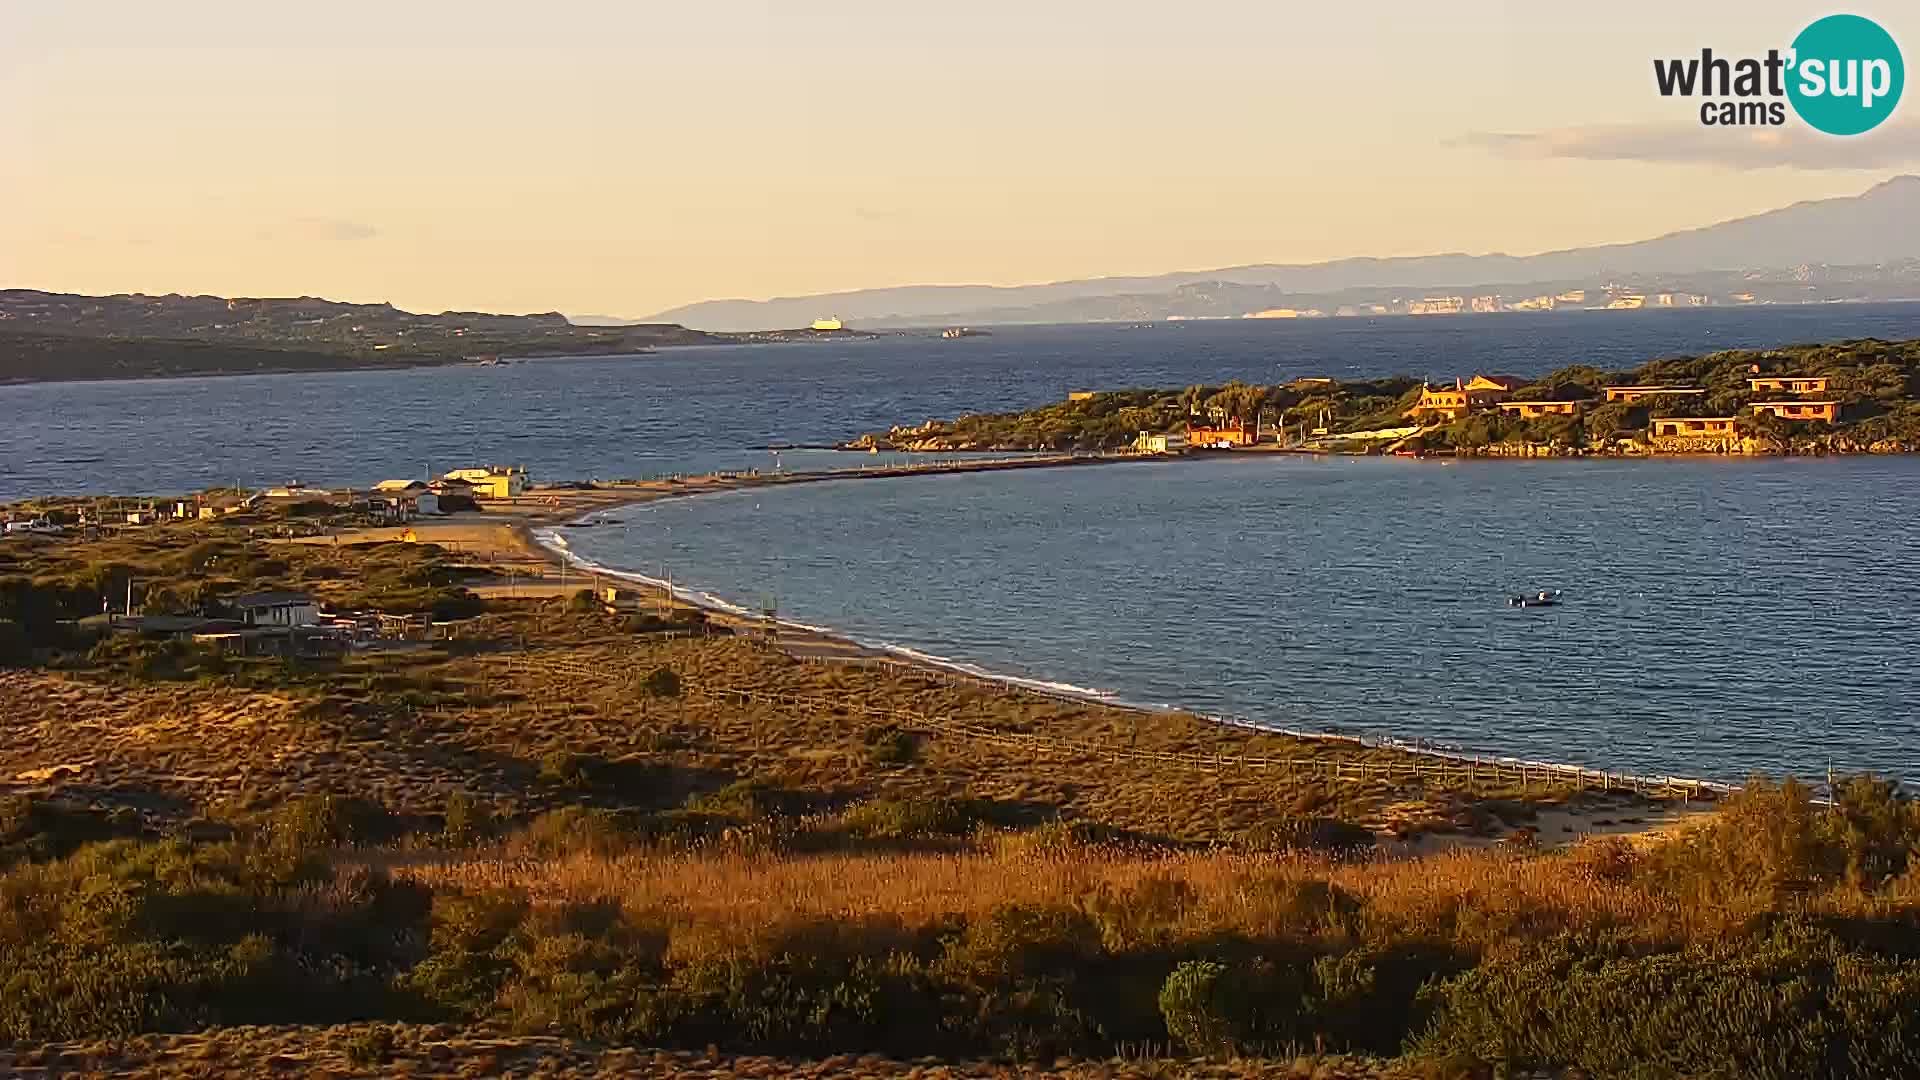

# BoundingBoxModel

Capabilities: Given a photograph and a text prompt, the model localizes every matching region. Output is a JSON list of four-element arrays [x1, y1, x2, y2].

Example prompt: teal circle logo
[[1788, 14, 1903, 135]]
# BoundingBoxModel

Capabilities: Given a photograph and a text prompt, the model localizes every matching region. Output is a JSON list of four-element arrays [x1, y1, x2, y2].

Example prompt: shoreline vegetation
[[5, 465, 1920, 1076], [842, 337, 1920, 458]]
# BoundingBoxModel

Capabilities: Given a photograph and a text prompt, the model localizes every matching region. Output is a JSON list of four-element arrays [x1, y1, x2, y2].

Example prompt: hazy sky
[[3, 1, 1916, 316]]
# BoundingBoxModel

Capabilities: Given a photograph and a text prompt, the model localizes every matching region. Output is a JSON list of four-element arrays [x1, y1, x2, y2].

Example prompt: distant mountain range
[[640, 176, 1920, 331]]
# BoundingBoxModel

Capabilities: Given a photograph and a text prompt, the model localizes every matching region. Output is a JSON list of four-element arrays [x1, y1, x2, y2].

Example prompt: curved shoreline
[[520, 463, 1740, 800]]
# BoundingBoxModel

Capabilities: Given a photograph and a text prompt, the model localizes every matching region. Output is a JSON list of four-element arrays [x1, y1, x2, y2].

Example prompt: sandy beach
[[279, 460, 1725, 850]]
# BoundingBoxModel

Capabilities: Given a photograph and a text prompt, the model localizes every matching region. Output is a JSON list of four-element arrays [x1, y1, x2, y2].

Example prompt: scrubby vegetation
[[0, 521, 488, 666], [0, 780, 1916, 1077], [2, 513, 1915, 1076], [853, 337, 1920, 455]]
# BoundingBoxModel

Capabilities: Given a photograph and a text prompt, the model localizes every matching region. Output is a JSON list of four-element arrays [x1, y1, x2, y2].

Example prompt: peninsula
[[0, 289, 881, 384], [844, 336, 1920, 457]]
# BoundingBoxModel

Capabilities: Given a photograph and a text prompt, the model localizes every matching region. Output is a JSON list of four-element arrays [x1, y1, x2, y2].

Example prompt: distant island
[[0, 289, 882, 384], [844, 337, 1920, 457], [648, 176, 1920, 330]]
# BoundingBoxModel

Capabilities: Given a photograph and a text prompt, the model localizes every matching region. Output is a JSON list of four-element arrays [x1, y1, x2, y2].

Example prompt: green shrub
[[511, 807, 636, 857], [840, 797, 976, 840], [537, 750, 590, 790], [0, 796, 142, 868], [441, 790, 492, 846], [1415, 922, 1920, 1079], [345, 1024, 397, 1066], [262, 794, 398, 850], [1157, 957, 1308, 1058], [863, 726, 919, 766], [1159, 960, 1234, 1057], [1240, 816, 1376, 856], [643, 666, 681, 698]]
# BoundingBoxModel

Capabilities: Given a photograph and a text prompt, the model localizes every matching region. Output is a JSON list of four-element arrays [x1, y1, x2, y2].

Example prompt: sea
[[7, 304, 1920, 782]]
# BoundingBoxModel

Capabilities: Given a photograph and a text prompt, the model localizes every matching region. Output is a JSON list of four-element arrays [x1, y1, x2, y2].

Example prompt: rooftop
[[226, 590, 317, 610]]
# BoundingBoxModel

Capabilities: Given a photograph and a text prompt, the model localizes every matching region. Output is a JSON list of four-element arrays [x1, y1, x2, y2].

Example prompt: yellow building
[[1748, 376, 1829, 395], [810, 317, 844, 331], [1496, 400, 1584, 418], [443, 466, 528, 499], [1407, 383, 1471, 422], [1463, 373, 1525, 405], [1604, 385, 1706, 403], [1652, 417, 1739, 439], [1067, 391, 1096, 402], [1131, 431, 1189, 454], [1750, 401, 1838, 423]]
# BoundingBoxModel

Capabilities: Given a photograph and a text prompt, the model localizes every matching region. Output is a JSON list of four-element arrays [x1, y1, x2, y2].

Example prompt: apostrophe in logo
[[1652, 13, 1903, 134], [1787, 14, 1903, 135]]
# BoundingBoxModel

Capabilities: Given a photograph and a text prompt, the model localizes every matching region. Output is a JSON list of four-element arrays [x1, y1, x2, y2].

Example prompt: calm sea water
[[557, 454, 1920, 784], [6, 304, 1920, 501], [8, 305, 1920, 780]]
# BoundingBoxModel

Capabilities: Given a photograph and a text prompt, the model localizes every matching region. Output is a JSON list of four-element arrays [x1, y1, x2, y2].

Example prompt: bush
[[840, 798, 978, 840], [1158, 956, 1308, 1057], [537, 750, 591, 790], [1415, 922, 1920, 1079], [863, 726, 919, 766], [643, 666, 681, 697], [262, 794, 399, 850], [345, 1025, 397, 1066], [511, 807, 636, 857], [0, 796, 142, 868], [1240, 816, 1376, 856], [1159, 960, 1234, 1056], [441, 790, 493, 846]]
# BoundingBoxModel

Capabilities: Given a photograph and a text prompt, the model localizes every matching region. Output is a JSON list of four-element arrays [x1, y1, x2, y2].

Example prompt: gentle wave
[[534, 523, 1124, 703], [547, 453, 1920, 787], [533, 509, 1739, 794]]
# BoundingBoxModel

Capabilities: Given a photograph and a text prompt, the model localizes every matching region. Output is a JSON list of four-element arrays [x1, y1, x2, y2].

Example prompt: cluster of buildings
[[98, 587, 450, 659], [244, 465, 528, 520], [13, 465, 535, 536], [1408, 372, 1839, 444], [1223, 290, 1720, 320]]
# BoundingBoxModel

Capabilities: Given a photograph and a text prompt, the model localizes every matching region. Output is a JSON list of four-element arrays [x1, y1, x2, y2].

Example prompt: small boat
[[1508, 590, 1562, 608]]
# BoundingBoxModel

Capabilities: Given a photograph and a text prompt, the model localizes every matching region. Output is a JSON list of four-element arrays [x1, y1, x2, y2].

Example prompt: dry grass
[[397, 837, 1721, 956], [0, 625, 1667, 843], [0, 523, 1679, 847], [0, 1024, 1511, 1079]]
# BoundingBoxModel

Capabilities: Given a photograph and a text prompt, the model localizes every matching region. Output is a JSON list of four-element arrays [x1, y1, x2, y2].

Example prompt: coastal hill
[[0, 289, 733, 383], [848, 337, 1920, 457], [646, 176, 1920, 330]]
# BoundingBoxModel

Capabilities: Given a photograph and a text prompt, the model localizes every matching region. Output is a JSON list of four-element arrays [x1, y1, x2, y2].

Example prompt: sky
[[3, 1, 1917, 317]]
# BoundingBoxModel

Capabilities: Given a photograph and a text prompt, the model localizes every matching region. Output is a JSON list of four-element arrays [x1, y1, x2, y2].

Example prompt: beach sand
[[288, 465, 1722, 850]]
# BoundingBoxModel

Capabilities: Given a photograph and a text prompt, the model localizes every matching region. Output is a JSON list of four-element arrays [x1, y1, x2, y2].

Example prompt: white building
[[227, 590, 321, 628]]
